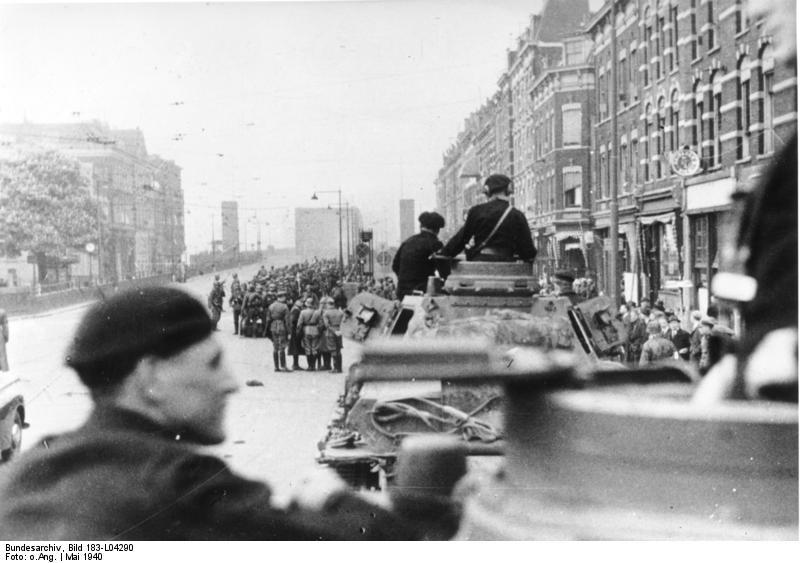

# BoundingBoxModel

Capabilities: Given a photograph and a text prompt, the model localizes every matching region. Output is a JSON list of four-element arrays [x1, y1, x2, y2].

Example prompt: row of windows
[[595, 52, 777, 195], [597, 0, 751, 118]]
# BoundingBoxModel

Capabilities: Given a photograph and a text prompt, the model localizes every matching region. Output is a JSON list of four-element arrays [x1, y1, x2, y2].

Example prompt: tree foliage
[[0, 150, 99, 258]]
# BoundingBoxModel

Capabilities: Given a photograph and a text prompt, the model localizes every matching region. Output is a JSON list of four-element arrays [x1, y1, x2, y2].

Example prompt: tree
[[0, 150, 99, 281]]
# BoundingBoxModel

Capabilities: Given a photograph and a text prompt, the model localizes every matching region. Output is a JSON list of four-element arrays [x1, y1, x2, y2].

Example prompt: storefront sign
[[686, 177, 736, 212]]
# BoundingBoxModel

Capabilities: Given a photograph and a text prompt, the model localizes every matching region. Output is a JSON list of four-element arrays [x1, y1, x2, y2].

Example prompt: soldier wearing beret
[[392, 211, 446, 299], [0, 286, 422, 540], [441, 174, 536, 263]]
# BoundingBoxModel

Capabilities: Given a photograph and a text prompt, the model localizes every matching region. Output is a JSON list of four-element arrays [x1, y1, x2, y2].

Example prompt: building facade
[[433, 0, 795, 320], [0, 121, 185, 285], [587, 0, 797, 315]]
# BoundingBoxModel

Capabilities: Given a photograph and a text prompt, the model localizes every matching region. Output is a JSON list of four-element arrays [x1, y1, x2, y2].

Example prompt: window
[[599, 149, 607, 199], [563, 166, 583, 207], [690, 0, 698, 60], [565, 40, 585, 65], [707, 1, 715, 51], [631, 136, 640, 187], [562, 104, 582, 146], [711, 72, 722, 167], [737, 57, 751, 160], [620, 53, 628, 106], [621, 137, 629, 186], [644, 105, 652, 181], [670, 90, 680, 152], [655, 15, 664, 80], [657, 97, 666, 177], [670, 5, 679, 71], [696, 84, 705, 159], [693, 215, 710, 268], [735, 0, 745, 34], [643, 15, 651, 86], [764, 71, 775, 154], [629, 46, 638, 101]]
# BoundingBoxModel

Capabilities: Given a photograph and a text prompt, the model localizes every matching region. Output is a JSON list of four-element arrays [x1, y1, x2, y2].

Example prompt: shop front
[[684, 175, 737, 314]]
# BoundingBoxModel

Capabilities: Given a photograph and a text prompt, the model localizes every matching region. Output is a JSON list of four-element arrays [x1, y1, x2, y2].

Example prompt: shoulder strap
[[473, 203, 513, 255]]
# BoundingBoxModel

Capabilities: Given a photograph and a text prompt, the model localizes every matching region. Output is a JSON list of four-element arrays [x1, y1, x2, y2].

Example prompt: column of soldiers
[[219, 259, 346, 373]]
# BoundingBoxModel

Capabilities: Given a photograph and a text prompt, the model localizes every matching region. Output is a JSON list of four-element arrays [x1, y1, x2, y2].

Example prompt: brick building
[[587, 0, 796, 315], [527, 33, 595, 278]]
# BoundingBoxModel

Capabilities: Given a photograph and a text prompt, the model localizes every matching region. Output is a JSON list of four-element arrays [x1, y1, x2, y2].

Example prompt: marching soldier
[[267, 291, 291, 372], [296, 297, 321, 371]]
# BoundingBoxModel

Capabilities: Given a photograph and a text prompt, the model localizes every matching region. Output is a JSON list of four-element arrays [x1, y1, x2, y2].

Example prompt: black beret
[[419, 211, 445, 231], [66, 286, 212, 388], [484, 174, 511, 194], [553, 270, 575, 283]]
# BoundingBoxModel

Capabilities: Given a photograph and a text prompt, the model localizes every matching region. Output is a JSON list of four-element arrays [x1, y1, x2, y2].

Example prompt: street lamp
[[311, 188, 343, 273]]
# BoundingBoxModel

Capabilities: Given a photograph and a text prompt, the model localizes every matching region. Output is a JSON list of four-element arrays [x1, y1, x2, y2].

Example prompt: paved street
[[6, 259, 360, 504]]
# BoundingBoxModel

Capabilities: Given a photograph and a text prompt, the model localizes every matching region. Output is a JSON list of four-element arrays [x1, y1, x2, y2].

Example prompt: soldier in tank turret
[[440, 174, 536, 263]]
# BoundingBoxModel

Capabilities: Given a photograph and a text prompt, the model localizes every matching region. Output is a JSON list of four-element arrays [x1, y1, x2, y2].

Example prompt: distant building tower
[[399, 199, 415, 243], [221, 201, 239, 257]]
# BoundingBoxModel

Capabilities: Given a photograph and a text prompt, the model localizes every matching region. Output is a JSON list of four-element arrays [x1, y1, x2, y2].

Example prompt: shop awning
[[639, 212, 675, 226], [554, 230, 582, 241]]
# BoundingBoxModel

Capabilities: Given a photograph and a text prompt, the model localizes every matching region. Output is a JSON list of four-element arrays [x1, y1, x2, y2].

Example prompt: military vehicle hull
[[321, 261, 628, 488]]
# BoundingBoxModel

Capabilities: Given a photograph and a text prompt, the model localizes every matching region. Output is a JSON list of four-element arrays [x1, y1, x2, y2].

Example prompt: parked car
[[0, 372, 24, 461]]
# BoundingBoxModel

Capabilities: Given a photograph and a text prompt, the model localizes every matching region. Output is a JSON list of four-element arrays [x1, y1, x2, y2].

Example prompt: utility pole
[[609, 1, 621, 310]]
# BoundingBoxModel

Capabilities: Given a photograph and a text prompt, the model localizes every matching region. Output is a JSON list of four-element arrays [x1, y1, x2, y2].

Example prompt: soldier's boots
[[332, 354, 343, 374], [321, 352, 332, 371], [292, 355, 302, 371], [279, 351, 288, 371], [307, 355, 316, 371], [273, 353, 281, 372]]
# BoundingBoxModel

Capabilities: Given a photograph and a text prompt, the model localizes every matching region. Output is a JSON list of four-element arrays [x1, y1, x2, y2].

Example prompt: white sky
[[0, 0, 602, 253]]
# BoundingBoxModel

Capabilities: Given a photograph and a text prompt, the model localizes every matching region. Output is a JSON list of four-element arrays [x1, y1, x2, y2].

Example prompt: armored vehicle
[[318, 260, 628, 488], [384, 341, 797, 540]]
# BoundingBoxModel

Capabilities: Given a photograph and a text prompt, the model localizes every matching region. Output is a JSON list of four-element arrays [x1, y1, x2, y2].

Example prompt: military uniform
[[207, 283, 225, 330], [392, 231, 443, 299], [287, 301, 304, 370], [267, 298, 290, 371], [296, 306, 322, 370], [321, 306, 345, 373], [442, 198, 536, 262], [639, 335, 677, 366]]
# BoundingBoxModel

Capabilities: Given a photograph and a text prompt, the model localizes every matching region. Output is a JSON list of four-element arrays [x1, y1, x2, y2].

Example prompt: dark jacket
[[0, 407, 420, 540], [392, 230, 443, 298], [441, 198, 536, 262], [669, 328, 692, 360]]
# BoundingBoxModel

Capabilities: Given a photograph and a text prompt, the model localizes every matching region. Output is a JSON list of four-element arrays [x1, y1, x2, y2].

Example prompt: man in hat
[[267, 290, 291, 372], [553, 270, 582, 306], [441, 174, 536, 262], [392, 211, 447, 299], [667, 315, 691, 361], [0, 286, 419, 540]]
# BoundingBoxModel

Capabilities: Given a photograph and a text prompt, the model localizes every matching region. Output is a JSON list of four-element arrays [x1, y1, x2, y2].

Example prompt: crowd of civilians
[[618, 298, 735, 372]]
